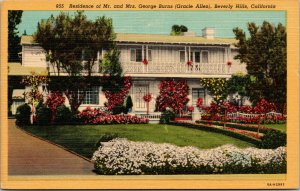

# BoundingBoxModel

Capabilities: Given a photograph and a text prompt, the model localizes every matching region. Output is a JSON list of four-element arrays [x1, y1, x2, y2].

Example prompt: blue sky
[[17, 11, 286, 38]]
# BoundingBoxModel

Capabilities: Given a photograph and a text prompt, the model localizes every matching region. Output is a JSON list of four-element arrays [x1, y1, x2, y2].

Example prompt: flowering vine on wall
[[156, 79, 189, 114], [104, 76, 132, 111]]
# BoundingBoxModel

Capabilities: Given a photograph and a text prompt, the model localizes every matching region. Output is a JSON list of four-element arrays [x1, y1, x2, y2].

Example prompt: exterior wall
[[22, 45, 47, 67]]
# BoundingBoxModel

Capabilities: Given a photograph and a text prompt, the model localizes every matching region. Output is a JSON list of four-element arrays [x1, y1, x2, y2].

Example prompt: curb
[[14, 125, 93, 163]]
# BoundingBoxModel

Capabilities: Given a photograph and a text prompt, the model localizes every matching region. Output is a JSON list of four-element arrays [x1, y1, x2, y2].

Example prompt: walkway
[[8, 119, 95, 175]]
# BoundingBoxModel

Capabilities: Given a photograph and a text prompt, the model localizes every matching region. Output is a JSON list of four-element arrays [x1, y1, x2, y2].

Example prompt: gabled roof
[[21, 33, 236, 45], [8, 62, 48, 76]]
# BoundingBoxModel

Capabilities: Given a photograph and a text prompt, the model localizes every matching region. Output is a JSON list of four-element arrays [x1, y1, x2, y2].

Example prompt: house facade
[[9, 28, 247, 115]]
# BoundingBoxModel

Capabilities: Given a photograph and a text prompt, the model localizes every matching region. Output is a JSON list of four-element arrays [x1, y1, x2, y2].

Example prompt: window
[[179, 51, 185, 62], [201, 51, 209, 63], [130, 49, 142, 62], [195, 52, 200, 63], [78, 86, 99, 105], [192, 88, 205, 106], [147, 49, 152, 61]]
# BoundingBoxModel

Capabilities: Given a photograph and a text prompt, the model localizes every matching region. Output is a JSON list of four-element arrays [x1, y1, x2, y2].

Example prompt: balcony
[[122, 62, 231, 75]]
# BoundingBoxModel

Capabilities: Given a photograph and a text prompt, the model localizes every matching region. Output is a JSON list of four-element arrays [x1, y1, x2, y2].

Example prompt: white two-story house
[[8, 28, 246, 115]]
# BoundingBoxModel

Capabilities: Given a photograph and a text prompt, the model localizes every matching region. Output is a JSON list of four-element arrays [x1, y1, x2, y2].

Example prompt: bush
[[36, 105, 52, 126], [54, 104, 72, 124], [16, 103, 32, 126], [95, 133, 119, 149], [160, 109, 176, 124], [260, 130, 286, 149], [112, 105, 126, 115], [124, 96, 133, 113], [92, 138, 286, 175]]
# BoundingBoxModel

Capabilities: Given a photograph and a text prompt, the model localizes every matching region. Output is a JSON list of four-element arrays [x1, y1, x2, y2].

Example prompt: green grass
[[21, 124, 255, 159], [263, 123, 286, 132]]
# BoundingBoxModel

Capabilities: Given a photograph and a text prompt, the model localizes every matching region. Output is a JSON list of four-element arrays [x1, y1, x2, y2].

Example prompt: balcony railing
[[122, 62, 231, 75]]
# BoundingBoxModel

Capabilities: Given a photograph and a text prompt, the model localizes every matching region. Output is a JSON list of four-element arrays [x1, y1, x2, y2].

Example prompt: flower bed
[[92, 138, 286, 175], [77, 107, 149, 124], [197, 120, 275, 134], [170, 121, 261, 146]]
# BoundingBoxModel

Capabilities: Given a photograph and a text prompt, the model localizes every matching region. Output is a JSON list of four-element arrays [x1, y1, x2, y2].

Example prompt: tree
[[34, 11, 115, 113], [233, 21, 286, 111], [170, 25, 188, 36], [224, 73, 250, 106], [8, 10, 23, 62]]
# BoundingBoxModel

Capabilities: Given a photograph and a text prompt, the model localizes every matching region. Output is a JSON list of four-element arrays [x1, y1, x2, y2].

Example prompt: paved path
[[8, 119, 95, 175]]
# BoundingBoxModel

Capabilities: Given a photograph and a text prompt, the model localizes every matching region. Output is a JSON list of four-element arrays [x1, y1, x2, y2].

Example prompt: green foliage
[[54, 104, 72, 124], [112, 105, 126, 115], [36, 105, 52, 126], [170, 24, 188, 36], [8, 11, 23, 62], [16, 103, 31, 126], [124, 96, 133, 113], [95, 133, 119, 149], [160, 109, 176, 124], [233, 21, 286, 111], [200, 78, 226, 103], [225, 73, 251, 105], [34, 11, 115, 112], [260, 130, 286, 149]]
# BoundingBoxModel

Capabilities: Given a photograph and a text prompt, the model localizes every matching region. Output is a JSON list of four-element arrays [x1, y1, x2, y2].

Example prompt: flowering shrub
[[45, 91, 65, 122], [142, 58, 148, 65], [200, 78, 226, 102], [104, 76, 132, 111], [186, 60, 193, 66], [156, 79, 189, 114], [92, 139, 286, 175], [77, 107, 148, 124], [187, 106, 194, 113], [143, 93, 152, 102]]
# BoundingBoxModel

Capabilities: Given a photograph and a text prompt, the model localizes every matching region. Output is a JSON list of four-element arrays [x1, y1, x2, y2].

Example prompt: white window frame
[[179, 50, 185, 63], [78, 86, 99, 105], [201, 50, 209, 63], [130, 48, 142, 62]]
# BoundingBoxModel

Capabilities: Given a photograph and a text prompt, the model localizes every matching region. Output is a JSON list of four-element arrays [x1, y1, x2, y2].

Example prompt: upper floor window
[[130, 48, 152, 62], [130, 49, 142, 62], [179, 51, 201, 63], [201, 50, 209, 63]]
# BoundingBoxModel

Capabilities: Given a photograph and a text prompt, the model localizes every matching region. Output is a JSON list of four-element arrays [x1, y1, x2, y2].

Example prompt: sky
[[17, 11, 286, 38]]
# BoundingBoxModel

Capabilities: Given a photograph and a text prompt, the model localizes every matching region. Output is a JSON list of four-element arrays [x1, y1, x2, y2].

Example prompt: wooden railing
[[136, 113, 162, 119], [122, 62, 231, 74]]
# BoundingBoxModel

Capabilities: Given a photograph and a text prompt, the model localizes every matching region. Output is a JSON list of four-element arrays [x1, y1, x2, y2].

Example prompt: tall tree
[[233, 21, 286, 111], [34, 11, 115, 113], [170, 25, 188, 36], [8, 10, 23, 62]]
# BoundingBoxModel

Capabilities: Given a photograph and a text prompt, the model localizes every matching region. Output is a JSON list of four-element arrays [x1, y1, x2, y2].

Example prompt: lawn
[[21, 124, 255, 159], [263, 123, 286, 132]]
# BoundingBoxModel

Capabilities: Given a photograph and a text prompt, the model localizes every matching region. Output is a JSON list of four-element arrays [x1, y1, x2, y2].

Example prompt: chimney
[[202, 27, 215, 39], [183, 31, 196, 36]]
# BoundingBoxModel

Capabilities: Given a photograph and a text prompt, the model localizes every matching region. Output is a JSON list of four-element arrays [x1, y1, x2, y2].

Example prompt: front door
[[134, 85, 149, 111]]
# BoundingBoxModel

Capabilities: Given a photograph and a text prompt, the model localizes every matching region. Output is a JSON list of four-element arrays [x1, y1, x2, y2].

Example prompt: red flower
[[187, 60, 193, 66], [142, 58, 148, 65], [227, 61, 232, 66], [187, 106, 194, 112], [143, 93, 152, 102]]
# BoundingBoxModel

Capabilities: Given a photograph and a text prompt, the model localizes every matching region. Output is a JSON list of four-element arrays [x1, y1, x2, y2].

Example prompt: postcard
[[1, 0, 299, 189]]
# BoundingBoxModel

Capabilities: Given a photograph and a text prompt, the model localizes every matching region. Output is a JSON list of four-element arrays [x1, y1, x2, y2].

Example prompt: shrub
[[260, 130, 286, 149], [112, 105, 126, 115], [92, 138, 286, 175], [125, 96, 133, 113], [54, 104, 72, 124], [15, 103, 31, 126], [160, 109, 176, 124], [36, 105, 52, 126], [95, 133, 119, 149]]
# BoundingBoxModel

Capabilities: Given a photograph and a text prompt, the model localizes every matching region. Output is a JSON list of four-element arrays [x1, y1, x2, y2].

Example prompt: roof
[[8, 62, 48, 76], [21, 33, 236, 45]]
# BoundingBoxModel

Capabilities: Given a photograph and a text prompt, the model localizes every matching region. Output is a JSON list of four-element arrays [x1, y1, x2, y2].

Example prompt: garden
[[13, 15, 287, 175]]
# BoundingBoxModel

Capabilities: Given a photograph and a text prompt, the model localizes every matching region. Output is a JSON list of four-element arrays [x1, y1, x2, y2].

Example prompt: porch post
[[185, 46, 187, 72], [142, 45, 145, 73]]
